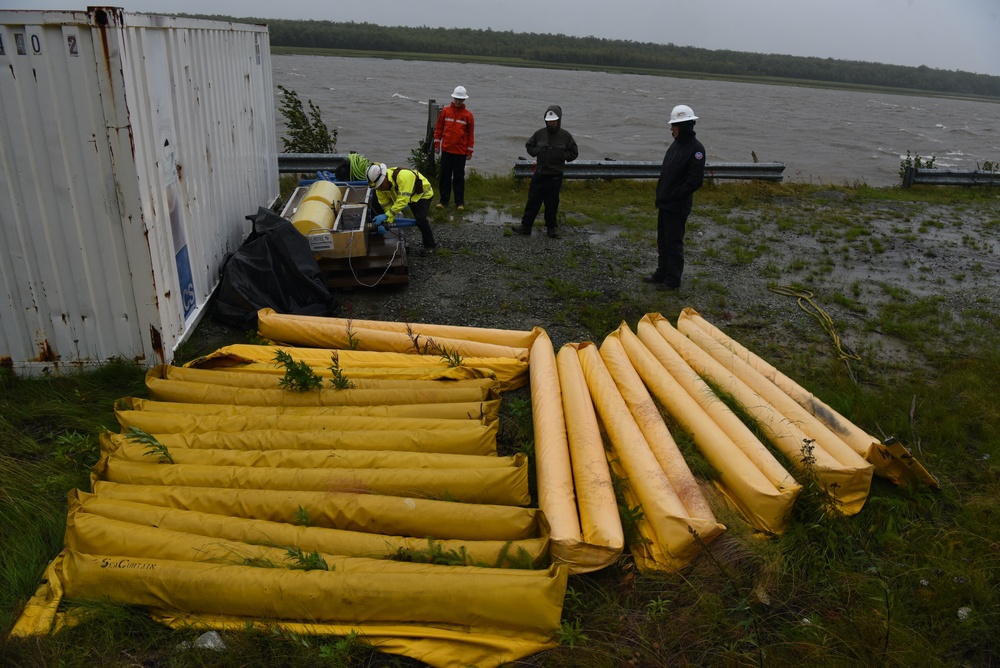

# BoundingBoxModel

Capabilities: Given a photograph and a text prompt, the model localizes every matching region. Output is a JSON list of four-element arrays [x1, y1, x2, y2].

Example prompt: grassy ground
[[2, 178, 999, 666]]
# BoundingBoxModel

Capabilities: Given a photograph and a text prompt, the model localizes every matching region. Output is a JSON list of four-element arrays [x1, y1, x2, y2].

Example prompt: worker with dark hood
[[644, 104, 705, 290], [511, 104, 579, 239]]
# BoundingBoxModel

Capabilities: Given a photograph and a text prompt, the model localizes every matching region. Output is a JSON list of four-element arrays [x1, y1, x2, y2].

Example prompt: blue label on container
[[175, 245, 196, 319]]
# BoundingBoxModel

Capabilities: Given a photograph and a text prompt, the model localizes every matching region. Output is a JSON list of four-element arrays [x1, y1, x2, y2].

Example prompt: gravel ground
[[187, 188, 1000, 376]]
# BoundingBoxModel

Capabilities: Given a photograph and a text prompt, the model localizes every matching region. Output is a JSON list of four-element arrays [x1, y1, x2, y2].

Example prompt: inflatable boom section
[[572, 341, 725, 570], [13, 350, 566, 668], [642, 313, 873, 516], [531, 332, 623, 573], [676, 308, 939, 489]]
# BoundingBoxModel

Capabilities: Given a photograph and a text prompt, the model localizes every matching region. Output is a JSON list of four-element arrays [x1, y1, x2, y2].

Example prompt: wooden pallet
[[316, 230, 409, 288]]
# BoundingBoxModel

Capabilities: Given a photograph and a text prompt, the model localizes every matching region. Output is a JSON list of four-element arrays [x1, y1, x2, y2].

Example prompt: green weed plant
[[327, 351, 355, 390], [274, 349, 323, 392], [127, 426, 174, 464], [405, 324, 464, 367]]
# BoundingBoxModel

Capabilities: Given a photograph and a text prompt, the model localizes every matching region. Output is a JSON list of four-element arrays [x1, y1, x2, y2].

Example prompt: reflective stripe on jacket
[[434, 103, 475, 156], [376, 168, 435, 222]]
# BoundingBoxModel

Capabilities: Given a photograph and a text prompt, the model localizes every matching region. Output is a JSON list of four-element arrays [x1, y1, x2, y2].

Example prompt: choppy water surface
[[273, 55, 999, 187]]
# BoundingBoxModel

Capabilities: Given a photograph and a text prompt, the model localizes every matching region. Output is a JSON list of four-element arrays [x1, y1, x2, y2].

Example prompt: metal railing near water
[[513, 159, 785, 181], [277, 153, 788, 183], [902, 166, 1000, 188]]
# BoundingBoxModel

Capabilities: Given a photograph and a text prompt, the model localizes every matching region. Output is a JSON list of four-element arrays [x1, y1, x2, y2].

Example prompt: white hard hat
[[452, 85, 469, 99], [366, 162, 387, 188], [544, 110, 560, 121], [669, 104, 698, 124]]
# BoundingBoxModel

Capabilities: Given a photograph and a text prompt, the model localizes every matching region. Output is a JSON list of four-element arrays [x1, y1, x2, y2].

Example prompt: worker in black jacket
[[510, 104, 579, 239], [645, 104, 706, 290]]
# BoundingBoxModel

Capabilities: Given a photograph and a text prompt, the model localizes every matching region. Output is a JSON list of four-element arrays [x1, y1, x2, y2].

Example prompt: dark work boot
[[510, 224, 532, 236]]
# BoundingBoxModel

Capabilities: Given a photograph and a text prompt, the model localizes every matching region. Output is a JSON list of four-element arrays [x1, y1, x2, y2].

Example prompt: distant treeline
[[190, 16, 1000, 99]]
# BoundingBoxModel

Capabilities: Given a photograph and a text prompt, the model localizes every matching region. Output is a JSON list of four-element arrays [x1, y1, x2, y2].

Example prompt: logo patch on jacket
[[695, 152, 704, 160]]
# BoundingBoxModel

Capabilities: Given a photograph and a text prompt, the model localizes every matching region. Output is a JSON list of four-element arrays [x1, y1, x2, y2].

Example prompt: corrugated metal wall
[[0, 8, 277, 375]]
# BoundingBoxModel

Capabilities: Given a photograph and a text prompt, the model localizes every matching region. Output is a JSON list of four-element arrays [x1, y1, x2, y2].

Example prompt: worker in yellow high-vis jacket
[[367, 163, 437, 252]]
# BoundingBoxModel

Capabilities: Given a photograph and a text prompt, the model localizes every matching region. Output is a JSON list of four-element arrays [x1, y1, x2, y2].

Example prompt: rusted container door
[[0, 9, 277, 375]]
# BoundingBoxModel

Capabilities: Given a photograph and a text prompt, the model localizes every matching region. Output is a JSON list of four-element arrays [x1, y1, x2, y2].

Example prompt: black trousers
[[656, 208, 687, 287], [407, 198, 436, 248], [438, 152, 467, 206], [520, 173, 563, 230]]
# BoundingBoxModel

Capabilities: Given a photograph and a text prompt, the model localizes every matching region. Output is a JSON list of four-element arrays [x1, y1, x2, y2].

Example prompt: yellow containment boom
[[189, 343, 529, 392], [14, 305, 934, 666], [158, 363, 500, 391], [146, 366, 499, 408], [92, 458, 530, 506], [529, 332, 581, 559], [100, 433, 532, 504], [16, 504, 565, 668], [531, 332, 623, 573], [676, 308, 939, 489], [555, 339, 626, 571], [103, 428, 499, 457], [53, 549, 565, 668], [256, 308, 535, 363], [114, 408, 492, 436], [258, 308, 543, 349], [619, 323, 799, 534], [102, 436, 513, 471], [574, 342, 725, 570], [642, 313, 873, 516], [90, 480, 546, 540], [120, 396, 501, 423], [600, 331, 716, 521], [51, 552, 563, 634], [68, 491, 552, 567]]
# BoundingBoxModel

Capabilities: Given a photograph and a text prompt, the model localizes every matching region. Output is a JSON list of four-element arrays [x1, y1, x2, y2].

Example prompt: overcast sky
[[5, 0, 1000, 76]]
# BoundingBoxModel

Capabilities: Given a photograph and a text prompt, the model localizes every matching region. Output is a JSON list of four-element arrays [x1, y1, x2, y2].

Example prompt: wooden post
[[426, 99, 440, 166]]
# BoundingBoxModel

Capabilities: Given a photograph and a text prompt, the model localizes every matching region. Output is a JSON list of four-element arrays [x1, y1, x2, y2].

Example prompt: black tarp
[[211, 207, 336, 328]]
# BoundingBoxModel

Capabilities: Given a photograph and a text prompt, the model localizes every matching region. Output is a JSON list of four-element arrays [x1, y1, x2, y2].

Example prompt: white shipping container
[[0, 7, 277, 375]]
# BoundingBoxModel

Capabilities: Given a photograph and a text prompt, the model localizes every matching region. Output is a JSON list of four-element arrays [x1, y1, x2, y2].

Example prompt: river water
[[273, 55, 999, 187]]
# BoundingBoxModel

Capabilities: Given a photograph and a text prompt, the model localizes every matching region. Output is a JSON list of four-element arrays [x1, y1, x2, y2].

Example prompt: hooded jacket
[[525, 105, 579, 175], [655, 123, 705, 216]]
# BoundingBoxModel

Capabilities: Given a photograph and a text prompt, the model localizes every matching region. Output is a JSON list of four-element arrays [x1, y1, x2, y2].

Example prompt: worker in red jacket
[[433, 85, 475, 211]]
